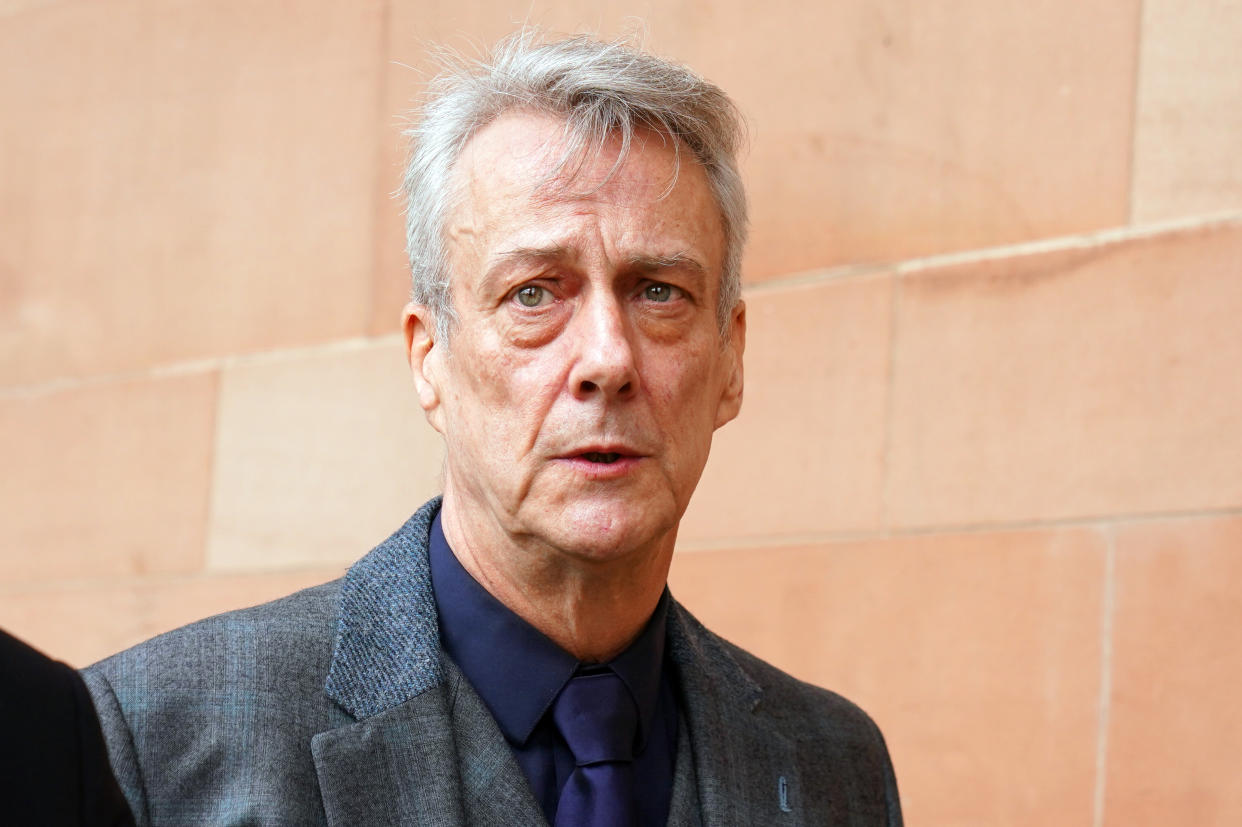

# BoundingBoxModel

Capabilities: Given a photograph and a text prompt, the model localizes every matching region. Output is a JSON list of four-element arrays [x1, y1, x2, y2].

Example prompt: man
[[84, 32, 902, 826]]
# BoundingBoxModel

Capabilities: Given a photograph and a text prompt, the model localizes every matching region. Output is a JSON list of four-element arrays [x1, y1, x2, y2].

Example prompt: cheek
[[457, 343, 568, 436], [648, 342, 728, 442], [665, 341, 726, 403]]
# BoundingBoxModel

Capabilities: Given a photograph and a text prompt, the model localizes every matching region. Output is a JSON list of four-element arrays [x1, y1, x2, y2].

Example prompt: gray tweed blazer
[[84, 499, 901, 826]]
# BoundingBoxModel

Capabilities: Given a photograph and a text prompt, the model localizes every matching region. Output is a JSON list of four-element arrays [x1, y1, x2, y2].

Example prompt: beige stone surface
[[0, 0, 384, 386], [0, 372, 216, 583], [374, 0, 1138, 303], [887, 221, 1242, 529], [1104, 515, 1242, 826], [1131, 0, 1242, 222], [670, 526, 1106, 827], [0, 566, 344, 667], [680, 274, 891, 542], [206, 338, 444, 571]]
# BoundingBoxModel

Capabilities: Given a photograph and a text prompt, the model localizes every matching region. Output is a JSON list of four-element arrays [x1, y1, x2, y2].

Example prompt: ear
[[403, 302, 446, 434], [714, 299, 746, 429]]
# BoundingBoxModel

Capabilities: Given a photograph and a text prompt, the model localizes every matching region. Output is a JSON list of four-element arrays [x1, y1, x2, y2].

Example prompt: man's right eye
[[515, 285, 548, 307]]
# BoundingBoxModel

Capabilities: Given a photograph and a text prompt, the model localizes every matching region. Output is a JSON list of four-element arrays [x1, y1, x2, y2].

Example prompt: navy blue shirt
[[429, 511, 678, 825]]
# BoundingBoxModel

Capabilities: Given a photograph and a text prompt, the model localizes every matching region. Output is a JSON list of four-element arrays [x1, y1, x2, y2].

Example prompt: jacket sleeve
[[82, 666, 150, 827]]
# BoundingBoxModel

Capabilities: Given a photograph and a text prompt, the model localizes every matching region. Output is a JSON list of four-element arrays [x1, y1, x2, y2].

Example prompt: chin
[[547, 500, 676, 563]]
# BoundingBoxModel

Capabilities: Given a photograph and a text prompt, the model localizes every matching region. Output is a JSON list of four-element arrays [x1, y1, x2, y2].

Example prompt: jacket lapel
[[665, 708, 703, 827], [311, 686, 465, 827], [322, 500, 446, 721], [441, 659, 548, 826], [310, 655, 545, 827], [311, 499, 477, 826], [668, 600, 803, 827]]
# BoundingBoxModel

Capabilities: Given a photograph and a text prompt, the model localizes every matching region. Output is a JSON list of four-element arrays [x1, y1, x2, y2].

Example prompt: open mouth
[[582, 452, 622, 464]]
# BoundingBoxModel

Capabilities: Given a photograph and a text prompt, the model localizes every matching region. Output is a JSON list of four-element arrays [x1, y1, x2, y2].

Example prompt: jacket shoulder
[[727, 639, 883, 738], [87, 579, 342, 694], [672, 601, 885, 742], [82, 579, 346, 826], [670, 603, 903, 826]]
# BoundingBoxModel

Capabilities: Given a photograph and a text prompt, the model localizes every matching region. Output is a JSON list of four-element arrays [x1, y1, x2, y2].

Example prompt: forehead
[[457, 111, 678, 199], [445, 111, 724, 271]]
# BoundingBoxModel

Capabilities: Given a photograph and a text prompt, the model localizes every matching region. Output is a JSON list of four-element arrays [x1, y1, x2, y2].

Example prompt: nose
[[568, 292, 638, 401]]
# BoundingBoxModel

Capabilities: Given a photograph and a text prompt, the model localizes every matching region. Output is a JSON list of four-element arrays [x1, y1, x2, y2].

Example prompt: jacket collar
[[325, 496, 744, 723], [324, 497, 445, 719], [322, 495, 772, 726], [320, 497, 796, 824], [666, 600, 762, 711]]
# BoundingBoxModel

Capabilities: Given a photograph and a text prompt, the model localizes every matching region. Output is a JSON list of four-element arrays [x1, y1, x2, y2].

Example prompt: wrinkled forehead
[[448, 110, 692, 221]]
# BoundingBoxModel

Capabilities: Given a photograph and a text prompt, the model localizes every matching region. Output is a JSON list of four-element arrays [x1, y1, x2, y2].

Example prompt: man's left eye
[[514, 285, 549, 307], [644, 283, 676, 302]]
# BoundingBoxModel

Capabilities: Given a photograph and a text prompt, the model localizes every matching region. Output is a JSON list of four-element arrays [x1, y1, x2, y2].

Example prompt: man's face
[[408, 111, 744, 564]]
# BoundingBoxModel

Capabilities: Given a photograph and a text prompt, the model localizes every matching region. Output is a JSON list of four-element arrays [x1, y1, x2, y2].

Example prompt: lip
[[555, 444, 647, 480]]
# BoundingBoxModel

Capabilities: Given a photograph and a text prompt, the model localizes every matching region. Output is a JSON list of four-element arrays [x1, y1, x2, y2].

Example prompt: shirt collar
[[429, 509, 668, 748]]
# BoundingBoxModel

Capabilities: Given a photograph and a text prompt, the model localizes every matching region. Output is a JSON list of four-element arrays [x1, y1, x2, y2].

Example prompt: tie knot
[[552, 670, 638, 766]]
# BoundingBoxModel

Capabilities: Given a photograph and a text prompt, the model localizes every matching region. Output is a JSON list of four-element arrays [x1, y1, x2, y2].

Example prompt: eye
[[643, 282, 676, 303], [514, 285, 549, 308]]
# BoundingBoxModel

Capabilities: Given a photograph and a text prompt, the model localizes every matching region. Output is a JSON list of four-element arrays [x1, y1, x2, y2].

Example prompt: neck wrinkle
[[437, 491, 674, 663]]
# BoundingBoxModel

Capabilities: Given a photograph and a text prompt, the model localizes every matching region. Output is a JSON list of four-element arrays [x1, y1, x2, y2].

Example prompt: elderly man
[[85, 33, 901, 826]]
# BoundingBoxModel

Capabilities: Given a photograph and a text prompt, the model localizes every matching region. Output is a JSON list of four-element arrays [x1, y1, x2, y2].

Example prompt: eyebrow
[[483, 247, 707, 284], [481, 246, 563, 279], [626, 252, 707, 275], [491, 246, 570, 268]]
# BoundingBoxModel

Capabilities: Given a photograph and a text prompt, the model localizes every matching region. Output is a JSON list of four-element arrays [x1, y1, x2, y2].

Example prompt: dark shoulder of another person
[[0, 629, 135, 827]]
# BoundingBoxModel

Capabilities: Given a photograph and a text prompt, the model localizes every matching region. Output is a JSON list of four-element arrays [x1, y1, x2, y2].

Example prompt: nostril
[[618, 381, 632, 395], [579, 380, 599, 393]]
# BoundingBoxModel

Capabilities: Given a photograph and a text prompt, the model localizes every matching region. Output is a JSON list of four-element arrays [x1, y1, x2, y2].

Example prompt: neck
[[438, 495, 674, 663]]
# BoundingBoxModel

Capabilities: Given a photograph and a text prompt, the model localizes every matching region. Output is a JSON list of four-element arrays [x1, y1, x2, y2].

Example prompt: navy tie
[[552, 669, 639, 827]]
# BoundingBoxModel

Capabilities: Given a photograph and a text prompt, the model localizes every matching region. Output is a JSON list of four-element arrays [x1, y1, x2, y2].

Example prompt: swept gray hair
[[402, 31, 748, 338]]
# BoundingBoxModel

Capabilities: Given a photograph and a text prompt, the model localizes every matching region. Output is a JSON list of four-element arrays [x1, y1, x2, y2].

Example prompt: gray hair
[[402, 30, 748, 338]]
